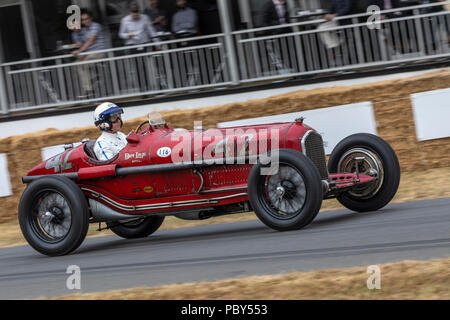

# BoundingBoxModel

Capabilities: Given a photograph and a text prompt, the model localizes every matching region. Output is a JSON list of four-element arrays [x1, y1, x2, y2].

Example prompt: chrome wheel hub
[[267, 165, 307, 215], [337, 148, 384, 199], [276, 186, 285, 198]]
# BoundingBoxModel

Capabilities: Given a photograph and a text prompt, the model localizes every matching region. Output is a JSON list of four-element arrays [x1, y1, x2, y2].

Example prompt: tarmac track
[[0, 198, 449, 299]]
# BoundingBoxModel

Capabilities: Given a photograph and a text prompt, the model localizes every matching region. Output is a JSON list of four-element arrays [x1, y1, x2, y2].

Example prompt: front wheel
[[248, 149, 323, 231], [18, 176, 90, 256], [328, 133, 400, 212]]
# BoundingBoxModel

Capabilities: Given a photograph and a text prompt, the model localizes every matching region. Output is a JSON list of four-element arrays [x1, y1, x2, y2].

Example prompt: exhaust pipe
[[88, 199, 140, 222]]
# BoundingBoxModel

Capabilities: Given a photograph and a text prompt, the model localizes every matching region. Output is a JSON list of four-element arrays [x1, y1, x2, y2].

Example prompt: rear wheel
[[107, 216, 165, 239], [328, 133, 400, 212], [248, 149, 323, 231], [19, 176, 89, 256]]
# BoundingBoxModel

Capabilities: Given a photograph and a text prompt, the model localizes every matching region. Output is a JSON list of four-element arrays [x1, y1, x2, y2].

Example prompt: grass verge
[[1, 167, 449, 249], [47, 257, 450, 300]]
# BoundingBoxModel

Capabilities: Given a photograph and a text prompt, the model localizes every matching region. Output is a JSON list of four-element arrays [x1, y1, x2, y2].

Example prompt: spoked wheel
[[32, 191, 72, 241], [328, 133, 400, 212], [248, 149, 323, 231], [19, 176, 89, 256], [107, 216, 165, 239], [266, 165, 308, 219]]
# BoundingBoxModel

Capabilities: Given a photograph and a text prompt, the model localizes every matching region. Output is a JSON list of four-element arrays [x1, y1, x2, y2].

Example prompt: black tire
[[18, 176, 89, 256], [107, 216, 165, 239], [248, 149, 323, 231], [328, 133, 400, 212]]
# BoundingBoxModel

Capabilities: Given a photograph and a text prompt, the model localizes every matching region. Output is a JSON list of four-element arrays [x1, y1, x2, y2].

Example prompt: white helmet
[[94, 102, 124, 131]]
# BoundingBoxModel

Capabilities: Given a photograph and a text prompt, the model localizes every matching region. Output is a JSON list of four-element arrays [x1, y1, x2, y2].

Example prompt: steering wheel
[[135, 121, 153, 134]]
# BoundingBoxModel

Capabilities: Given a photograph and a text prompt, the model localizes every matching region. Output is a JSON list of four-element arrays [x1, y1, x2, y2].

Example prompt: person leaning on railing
[[71, 9, 108, 98]]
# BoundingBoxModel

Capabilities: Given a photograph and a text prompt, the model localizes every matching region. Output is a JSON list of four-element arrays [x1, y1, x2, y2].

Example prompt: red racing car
[[19, 114, 400, 256]]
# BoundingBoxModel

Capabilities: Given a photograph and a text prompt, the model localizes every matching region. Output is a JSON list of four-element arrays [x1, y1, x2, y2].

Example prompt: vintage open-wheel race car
[[19, 113, 400, 256]]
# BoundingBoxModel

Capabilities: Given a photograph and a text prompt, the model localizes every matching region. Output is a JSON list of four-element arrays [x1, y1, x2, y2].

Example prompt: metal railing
[[0, 34, 231, 113], [0, 2, 449, 115], [234, 2, 450, 81]]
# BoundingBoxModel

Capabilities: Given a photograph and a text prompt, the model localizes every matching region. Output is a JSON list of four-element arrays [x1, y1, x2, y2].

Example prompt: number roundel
[[156, 147, 172, 158]]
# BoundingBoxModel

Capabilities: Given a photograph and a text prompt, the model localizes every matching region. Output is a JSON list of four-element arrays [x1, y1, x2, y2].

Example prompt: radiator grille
[[302, 131, 329, 180]]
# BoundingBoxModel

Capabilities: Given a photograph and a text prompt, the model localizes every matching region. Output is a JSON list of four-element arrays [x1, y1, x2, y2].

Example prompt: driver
[[93, 102, 128, 161]]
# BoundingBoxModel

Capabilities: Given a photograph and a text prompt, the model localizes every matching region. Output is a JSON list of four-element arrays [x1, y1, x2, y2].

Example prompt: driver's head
[[94, 102, 124, 133]]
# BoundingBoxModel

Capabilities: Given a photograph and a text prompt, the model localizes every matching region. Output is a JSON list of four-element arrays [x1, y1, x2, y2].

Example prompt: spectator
[[119, 3, 162, 93], [322, 0, 358, 65], [423, 0, 449, 16], [71, 9, 108, 55], [190, 0, 221, 37], [249, 0, 290, 74], [250, 0, 279, 29], [172, 0, 199, 36], [71, 9, 108, 97], [370, 0, 401, 10], [119, 3, 160, 47], [369, 0, 403, 18], [324, 0, 354, 25], [422, 0, 450, 46], [272, 0, 289, 25], [144, 0, 168, 33]]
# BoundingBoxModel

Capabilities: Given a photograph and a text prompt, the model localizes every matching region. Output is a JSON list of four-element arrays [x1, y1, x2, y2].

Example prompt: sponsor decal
[[143, 186, 154, 193], [125, 152, 146, 161], [157, 147, 172, 158]]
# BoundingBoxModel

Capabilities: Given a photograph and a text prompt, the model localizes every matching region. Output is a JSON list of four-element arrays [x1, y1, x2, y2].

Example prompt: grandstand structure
[[0, 0, 449, 117]]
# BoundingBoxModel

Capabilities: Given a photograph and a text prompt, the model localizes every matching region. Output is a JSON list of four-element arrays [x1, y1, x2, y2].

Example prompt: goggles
[[109, 113, 122, 123]]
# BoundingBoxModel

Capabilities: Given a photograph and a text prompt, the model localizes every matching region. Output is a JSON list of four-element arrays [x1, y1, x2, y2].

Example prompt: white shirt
[[119, 14, 160, 45], [94, 131, 128, 161]]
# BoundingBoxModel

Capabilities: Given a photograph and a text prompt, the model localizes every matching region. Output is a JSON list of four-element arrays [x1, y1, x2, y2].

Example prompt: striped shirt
[[72, 22, 108, 52]]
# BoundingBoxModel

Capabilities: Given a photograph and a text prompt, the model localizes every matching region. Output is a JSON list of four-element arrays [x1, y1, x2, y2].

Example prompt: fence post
[[352, 18, 366, 64], [56, 58, 67, 102], [413, 9, 426, 56], [108, 51, 121, 96], [217, 0, 240, 85], [0, 65, 9, 115]]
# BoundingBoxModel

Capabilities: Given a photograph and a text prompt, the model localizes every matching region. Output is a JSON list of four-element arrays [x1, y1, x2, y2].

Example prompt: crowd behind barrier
[[0, 1, 449, 115]]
